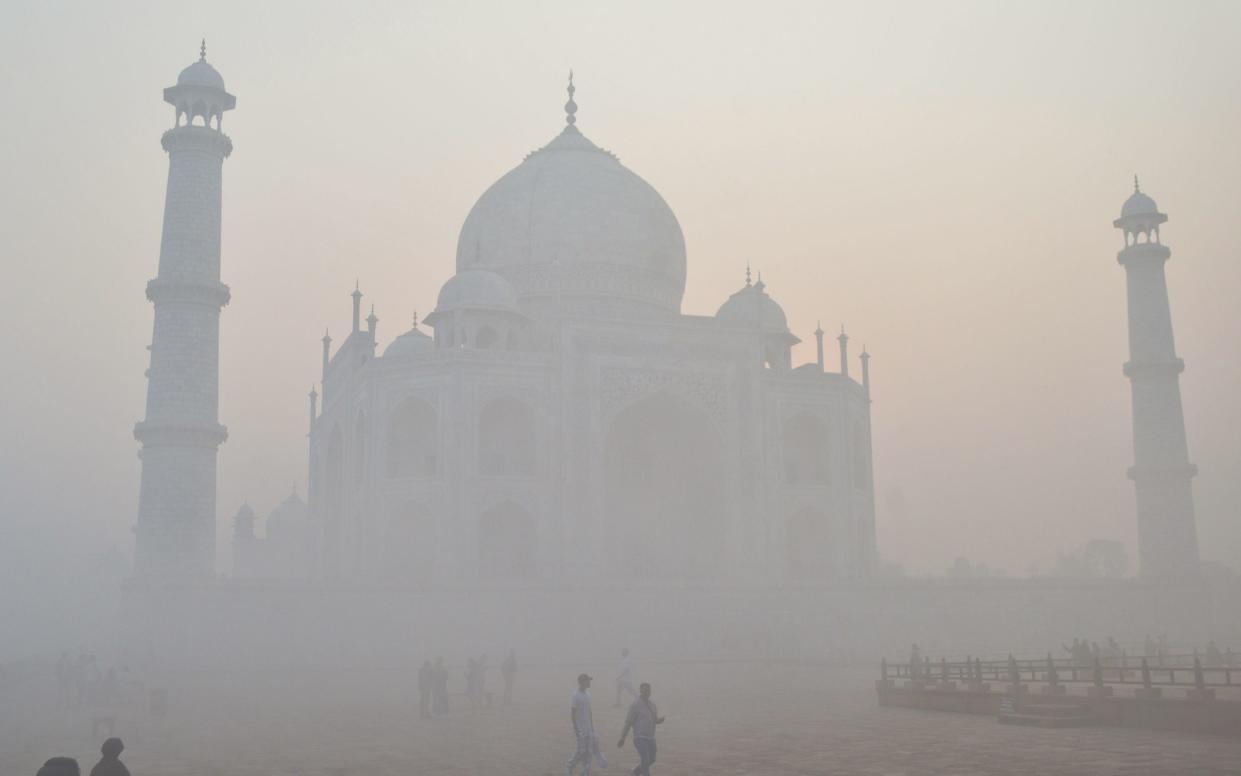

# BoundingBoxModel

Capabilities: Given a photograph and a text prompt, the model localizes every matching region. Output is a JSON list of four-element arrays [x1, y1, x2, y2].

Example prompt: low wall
[[876, 680, 1241, 736], [118, 577, 1241, 670]]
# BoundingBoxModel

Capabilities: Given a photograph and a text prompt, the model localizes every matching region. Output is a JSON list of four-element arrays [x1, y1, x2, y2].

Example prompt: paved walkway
[[3, 662, 1238, 775]]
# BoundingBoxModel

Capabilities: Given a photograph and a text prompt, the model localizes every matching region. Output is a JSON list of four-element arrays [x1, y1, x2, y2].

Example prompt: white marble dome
[[716, 281, 790, 332], [435, 269, 519, 312], [177, 59, 226, 91], [1121, 189, 1158, 218], [383, 324, 434, 358], [455, 123, 687, 314]]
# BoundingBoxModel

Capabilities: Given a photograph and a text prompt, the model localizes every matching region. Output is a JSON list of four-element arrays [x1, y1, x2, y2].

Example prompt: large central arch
[[602, 391, 728, 580]]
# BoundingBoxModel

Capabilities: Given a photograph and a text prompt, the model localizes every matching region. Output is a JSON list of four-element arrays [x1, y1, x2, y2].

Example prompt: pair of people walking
[[568, 673, 664, 776]]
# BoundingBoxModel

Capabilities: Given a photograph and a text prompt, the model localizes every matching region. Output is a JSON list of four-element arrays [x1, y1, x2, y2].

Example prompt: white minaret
[[1114, 177, 1199, 579], [133, 42, 236, 578]]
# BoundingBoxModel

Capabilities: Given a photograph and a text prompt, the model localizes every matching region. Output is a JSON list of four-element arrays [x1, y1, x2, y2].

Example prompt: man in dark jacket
[[89, 738, 130, 776], [36, 758, 80, 776]]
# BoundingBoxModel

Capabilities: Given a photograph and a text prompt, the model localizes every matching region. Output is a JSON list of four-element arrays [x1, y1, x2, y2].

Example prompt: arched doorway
[[479, 396, 536, 476], [386, 397, 438, 478], [603, 391, 728, 580], [783, 412, 831, 485], [478, 501, 536, 581], [786, 507, 832, 583]]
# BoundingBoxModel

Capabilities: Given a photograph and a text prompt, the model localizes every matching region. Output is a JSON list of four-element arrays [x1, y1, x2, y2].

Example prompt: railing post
[[1093, 655, 1104, 688], [1194, 657, 1206, 691], [941, 657, 949, 683], [1141, 657, 1152, 689]]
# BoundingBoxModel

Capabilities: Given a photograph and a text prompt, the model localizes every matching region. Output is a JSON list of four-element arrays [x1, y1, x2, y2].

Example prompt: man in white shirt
[[615, 648, 636, 707], [618, 682, 665, 776], [568, 673, 606, 775]]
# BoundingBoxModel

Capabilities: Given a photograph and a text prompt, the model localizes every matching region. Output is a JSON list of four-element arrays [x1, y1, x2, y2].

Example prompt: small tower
[[1113, 178, 1199, 579], [837, 327, 850, 377], [814, 322, 825, 371], [133, 43, 236, 578]]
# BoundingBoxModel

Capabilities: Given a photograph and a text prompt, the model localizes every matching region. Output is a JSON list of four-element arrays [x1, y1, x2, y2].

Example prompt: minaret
[[1114, 177, 1199, 579], [133, 43, 236, 578], [814, 322, 825, 371], [837, 326, 849, 377]]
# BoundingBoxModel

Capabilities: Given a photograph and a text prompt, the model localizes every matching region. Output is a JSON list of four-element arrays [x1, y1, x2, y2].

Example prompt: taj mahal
[[126, 47, 1215, 664]]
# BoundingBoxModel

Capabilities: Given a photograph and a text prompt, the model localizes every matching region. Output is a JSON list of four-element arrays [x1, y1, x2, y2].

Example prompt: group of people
[[35, 738, 129, 776], [417, 648, 520, 718], [568, 649, 665, 776], [54, 653, 137, 712]]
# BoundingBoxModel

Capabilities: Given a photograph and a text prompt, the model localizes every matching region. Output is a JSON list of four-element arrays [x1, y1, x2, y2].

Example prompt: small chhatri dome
[[177, 40, 226, 90], [716, 273, 791, 332], [383, 315, 434, 358], [267, 489, 309, 539], [435, 269, 520, 312], [1121, 175, 1158, 218]]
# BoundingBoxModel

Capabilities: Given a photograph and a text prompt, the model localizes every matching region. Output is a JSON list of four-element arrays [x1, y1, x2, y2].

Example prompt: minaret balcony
[[161, 125, 233, 157]]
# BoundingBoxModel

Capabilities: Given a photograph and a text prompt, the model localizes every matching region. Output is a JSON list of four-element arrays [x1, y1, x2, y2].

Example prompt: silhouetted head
[[578, 673, 593, 690], [639, 682, 651, 699], [36, 757, 80, 776], [101, 738, 124, 759]]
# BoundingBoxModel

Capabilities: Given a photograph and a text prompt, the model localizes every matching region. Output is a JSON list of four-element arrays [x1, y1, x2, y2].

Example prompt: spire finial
[[1134, 174, 1140, 193], [200, 39, 207, 62], [745, 263, 752, 287], [565, 70, 578, 126]]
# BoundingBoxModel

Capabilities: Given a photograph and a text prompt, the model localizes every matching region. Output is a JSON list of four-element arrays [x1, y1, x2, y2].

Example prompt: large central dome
[[455, 85, 686, 316]]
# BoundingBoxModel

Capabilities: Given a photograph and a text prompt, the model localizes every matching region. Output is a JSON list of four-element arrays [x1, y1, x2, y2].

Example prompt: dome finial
[[565, 69, 578, 126], [1134, 174, 1140, 193], [745, 263, 752, 287], [412, 311, 419, 328], [200, 38, 207, 62]]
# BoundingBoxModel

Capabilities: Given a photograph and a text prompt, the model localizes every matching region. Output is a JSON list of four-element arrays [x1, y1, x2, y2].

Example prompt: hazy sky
[[2, 0, 1239, 576]]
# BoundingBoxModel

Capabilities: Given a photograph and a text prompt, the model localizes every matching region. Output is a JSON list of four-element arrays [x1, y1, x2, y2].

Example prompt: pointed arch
[[783, 411, 831, 484], [386, 397, 438, 478], [787, 507, 832, 583]]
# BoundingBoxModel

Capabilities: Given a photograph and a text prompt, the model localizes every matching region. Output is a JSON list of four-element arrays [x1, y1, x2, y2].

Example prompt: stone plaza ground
[[3, 661, 1239, 775]]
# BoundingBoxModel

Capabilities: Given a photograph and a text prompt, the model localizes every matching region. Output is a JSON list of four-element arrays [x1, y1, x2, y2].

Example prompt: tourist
[[500, 649, 517, 706], [909, 643, 921, 679], [1206, 641, 1223, 668], [568, 673, 604, 775], [36, 758, 80, 776], [89, 738, 130, 776], [615, 647, 636, 707], [618, 682, 665, 776], [432, 657, 449, 715], [417, 660, 433, 718]]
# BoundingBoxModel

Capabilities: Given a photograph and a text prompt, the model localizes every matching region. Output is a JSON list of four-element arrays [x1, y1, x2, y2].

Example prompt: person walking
[[615, 648, 636, 708], [618, 682, 664, 776], [501, 649, 517, 706], [568, 673, 605, 775], [88, 738, 130, 776]]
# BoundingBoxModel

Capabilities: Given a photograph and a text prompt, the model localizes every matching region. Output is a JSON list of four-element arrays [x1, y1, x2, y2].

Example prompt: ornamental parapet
[[1123, 358, 1184, 379], [146, 277, 231, 308], [161, 126, 233, 158], [134, 420, 228, 448], [1127, 463, 1198, 482]]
